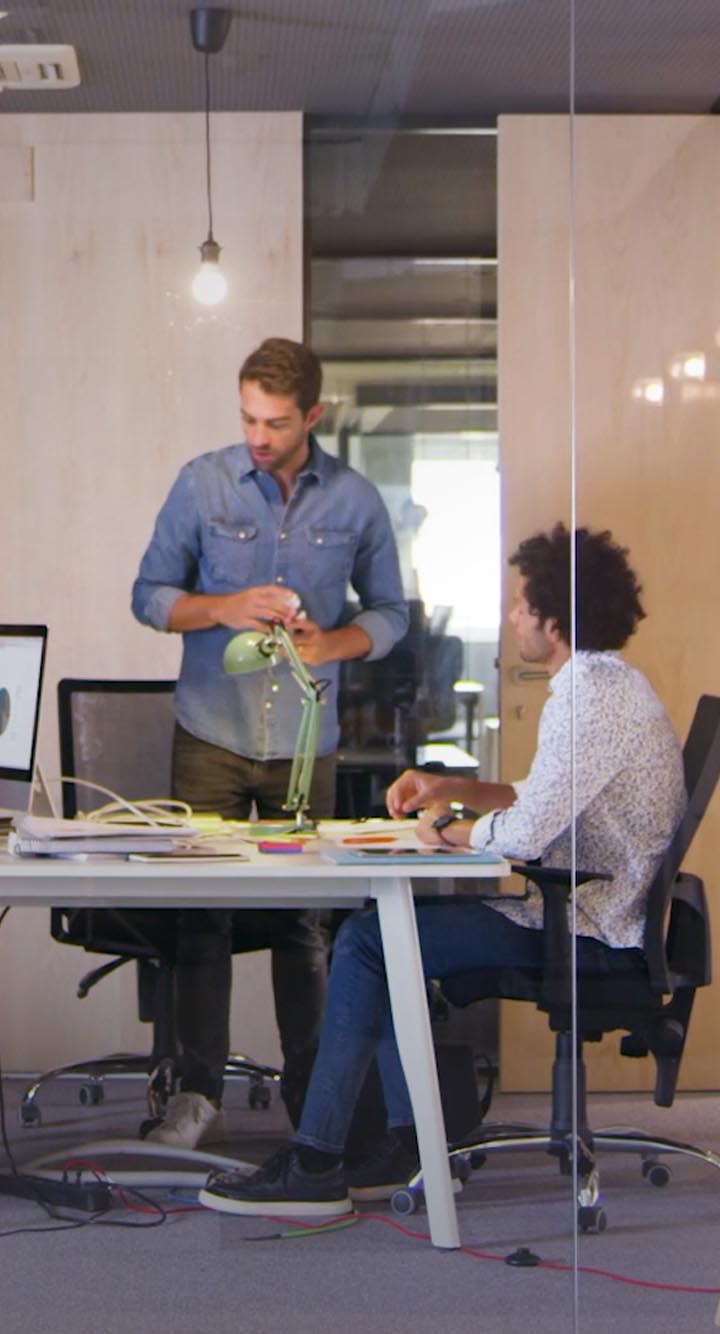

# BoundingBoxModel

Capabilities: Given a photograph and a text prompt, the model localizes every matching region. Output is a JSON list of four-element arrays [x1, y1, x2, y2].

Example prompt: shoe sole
[[198, 1187, 353, 1218], [349, 1177, 463, 1202]]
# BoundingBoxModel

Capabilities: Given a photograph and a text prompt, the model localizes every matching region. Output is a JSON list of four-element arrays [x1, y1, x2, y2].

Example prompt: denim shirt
[[131, 438, 408, 760]]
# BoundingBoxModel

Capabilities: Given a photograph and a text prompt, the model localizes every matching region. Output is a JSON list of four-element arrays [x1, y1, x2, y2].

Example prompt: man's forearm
[[316, 623, 372, 662], [166, 593, 226, 632], [464, 780, 516, 815], [442, 778, 516, 814]]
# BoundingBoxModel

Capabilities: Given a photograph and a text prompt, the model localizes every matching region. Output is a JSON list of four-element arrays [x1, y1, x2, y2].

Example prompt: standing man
[[131, 337, 408, 1148]]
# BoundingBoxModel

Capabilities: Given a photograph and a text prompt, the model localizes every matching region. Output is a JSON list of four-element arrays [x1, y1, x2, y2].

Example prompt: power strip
[[0, 1171, 113, 1213]]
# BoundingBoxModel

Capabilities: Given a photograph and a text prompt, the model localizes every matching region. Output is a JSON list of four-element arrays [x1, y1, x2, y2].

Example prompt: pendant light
[[190, 7, 232, 306]]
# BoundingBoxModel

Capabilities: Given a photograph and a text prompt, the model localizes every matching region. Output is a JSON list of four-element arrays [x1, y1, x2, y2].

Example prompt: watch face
[[433, 813, 456, 831]]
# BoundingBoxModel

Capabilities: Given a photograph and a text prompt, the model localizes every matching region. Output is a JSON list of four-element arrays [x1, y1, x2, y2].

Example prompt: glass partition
[[571, 1, 720, 1321]]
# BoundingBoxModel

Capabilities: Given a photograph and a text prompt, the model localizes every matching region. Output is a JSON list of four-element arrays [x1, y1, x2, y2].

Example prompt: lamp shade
[[223, 631, 278, 676], [221, 623, 323, 831]]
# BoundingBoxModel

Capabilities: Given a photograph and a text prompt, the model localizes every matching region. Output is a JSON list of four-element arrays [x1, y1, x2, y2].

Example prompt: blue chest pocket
[[204, 519, 259, 587], [302, 525, 357, 588]]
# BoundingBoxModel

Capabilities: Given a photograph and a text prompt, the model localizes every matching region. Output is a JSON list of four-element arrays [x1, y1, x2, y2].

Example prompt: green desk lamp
[[223, 623, 325, 832]]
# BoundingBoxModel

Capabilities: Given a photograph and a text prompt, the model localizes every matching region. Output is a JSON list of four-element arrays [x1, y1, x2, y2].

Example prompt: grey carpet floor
[[0, 1074, 718, 1334]]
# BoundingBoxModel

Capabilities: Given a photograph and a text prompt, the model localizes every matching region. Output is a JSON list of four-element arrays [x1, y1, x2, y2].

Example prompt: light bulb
[[191, 237, 228, 306]]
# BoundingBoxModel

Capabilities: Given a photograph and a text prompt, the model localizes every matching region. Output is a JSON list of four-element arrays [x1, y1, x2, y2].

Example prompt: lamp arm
[[270, 625, 324, 830], [269, 624, 315, 693]]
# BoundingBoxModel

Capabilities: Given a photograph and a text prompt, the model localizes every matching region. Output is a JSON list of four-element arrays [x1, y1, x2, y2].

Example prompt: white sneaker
[[144, 1092, 226, 1149]]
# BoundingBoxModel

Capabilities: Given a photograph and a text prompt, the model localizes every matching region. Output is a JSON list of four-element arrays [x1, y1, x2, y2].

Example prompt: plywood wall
[[0, 112, 303, 1070]]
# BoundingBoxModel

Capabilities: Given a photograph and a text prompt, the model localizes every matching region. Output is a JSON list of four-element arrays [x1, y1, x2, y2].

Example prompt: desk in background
[[336, 742, 477, 818], [0, 831, 508, 1250]]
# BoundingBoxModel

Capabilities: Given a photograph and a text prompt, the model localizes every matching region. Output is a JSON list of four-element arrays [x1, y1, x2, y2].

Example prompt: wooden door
[[498, 114, 720, 1091]]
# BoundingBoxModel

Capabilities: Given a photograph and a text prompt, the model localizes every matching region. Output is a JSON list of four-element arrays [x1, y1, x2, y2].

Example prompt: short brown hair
[[239, 337, 322, 413]]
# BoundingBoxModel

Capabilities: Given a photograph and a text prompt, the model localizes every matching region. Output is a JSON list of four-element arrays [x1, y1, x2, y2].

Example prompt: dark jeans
[[171, 723, 337, 1115], [295, 901, 624, 1155]]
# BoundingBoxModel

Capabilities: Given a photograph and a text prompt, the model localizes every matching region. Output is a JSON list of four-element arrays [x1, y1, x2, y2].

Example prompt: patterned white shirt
[[469, 653, 686, 948]]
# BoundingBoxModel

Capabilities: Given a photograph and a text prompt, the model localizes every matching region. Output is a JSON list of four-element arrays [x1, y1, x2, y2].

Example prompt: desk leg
[[374, 877, 460, 1250]]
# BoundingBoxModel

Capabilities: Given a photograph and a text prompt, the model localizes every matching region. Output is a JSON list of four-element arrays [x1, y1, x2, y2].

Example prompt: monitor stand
[[29, 763, 57, 817], [0, 764, 57, 826]]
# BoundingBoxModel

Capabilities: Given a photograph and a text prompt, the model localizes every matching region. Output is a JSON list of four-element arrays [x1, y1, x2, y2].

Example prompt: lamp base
[[281, 806, 317, 834]]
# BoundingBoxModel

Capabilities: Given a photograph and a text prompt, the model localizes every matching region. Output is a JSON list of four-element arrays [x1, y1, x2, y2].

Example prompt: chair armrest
[[510, 863, 612, 1009]]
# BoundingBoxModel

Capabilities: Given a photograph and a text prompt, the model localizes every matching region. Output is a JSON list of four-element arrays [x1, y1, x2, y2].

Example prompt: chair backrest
[[58, 679, 177, 818], [643, 694, 720, 989]]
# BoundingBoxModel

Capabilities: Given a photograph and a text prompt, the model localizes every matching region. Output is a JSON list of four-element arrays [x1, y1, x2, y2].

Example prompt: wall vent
[[0, 45, 80, 91]]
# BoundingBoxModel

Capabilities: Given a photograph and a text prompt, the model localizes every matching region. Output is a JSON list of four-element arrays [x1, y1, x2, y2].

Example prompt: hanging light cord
[[204, 50, 214, 241]]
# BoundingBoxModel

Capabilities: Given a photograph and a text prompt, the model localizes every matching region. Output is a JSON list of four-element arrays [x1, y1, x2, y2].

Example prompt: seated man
[[198, 523, 687, 1216]]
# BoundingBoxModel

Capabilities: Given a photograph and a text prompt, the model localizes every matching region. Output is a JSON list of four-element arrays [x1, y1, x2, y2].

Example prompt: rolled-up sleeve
[[131, 466, 200, 632]]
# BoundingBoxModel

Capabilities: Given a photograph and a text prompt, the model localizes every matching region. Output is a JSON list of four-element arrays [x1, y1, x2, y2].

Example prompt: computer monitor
[[0, 625, 48, 816]]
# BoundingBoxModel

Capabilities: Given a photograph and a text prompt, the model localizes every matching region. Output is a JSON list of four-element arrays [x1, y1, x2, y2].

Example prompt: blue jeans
[[295, 900, 551, 1155]]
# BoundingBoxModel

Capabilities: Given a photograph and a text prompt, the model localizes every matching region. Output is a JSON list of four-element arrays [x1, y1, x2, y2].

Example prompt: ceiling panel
[[0, 1, 719, 117]]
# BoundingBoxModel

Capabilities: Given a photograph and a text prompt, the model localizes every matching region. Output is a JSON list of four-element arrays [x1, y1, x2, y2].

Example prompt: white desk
[[0, 830, 507, 1249]]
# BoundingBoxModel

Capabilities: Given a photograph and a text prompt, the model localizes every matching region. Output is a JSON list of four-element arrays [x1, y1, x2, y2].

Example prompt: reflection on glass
[[631, 376, 665, 404], [669, 351, 706, 381]]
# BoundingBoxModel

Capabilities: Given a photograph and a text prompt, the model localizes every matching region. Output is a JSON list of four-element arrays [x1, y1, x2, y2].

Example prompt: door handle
[[509, 666, 550, 683]]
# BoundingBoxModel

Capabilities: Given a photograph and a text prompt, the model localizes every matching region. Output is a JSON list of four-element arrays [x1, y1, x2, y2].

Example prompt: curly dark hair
[[509, 523, 646, 650], [239, 338, 322, 414]]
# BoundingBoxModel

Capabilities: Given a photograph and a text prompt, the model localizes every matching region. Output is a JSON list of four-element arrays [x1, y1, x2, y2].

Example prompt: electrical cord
[[238, 1210, 720, 1297], [54, 775, 193, 828]]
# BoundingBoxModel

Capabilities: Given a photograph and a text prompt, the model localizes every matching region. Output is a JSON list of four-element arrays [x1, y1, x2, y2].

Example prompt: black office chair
[[392, 694, 720, 1230], [20, 679, 280, 1130]]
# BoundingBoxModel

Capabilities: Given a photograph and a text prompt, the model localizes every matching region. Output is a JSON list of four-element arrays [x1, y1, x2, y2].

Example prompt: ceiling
[[1, 1, 720, 119], [3, 1, 718, 431]]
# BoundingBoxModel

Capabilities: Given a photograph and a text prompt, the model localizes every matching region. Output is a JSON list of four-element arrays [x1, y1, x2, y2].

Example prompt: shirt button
[[264, 701, 272, 710], [279, 531, 287, 540], [238, 529, 246, 538], [276, 575, 285, 584], [315, 536, 324, 545]]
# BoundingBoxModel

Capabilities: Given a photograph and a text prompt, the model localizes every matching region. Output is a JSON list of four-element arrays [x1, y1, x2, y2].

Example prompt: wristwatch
[[431, 811, 460, 845]]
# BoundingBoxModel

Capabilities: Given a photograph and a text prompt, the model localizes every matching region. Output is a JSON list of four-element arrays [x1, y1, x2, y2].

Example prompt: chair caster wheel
[[248, 1085, 271, 1110], [391, 1187, 422, 1216], [578, 1205, 607, 1233], [469, 1151, 487, 1170], [452, 1156, 472, 1185], [79, 1083, 103, 1107], [641, 1159, 671, 1187], [19, 1102, 41, 1128]]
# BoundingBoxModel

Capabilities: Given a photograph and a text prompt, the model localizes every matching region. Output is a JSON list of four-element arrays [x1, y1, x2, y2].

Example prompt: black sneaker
[[347, 1132, 464, 1202], [198, 1146, 352, 1218], [347, 1133, 421, 1202]]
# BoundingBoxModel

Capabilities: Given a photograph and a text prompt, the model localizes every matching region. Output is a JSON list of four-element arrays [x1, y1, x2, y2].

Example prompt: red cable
[[276, 1210, 720, 1295]]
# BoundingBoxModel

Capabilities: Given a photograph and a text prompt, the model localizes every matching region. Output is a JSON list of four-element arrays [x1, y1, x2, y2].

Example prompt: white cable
[[54, 776, 192, 829]]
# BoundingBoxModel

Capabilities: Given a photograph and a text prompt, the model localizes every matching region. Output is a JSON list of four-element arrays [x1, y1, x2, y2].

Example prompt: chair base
[[18, 1050, 281, 1128], [389, 1123, 720, 1230]]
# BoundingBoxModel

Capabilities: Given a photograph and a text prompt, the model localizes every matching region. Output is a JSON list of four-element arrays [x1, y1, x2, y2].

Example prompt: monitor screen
[[0, 625, 48, 814]]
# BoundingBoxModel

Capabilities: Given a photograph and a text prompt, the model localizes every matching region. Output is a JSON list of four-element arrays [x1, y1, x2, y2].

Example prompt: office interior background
[[0, 0, 719, 1286]]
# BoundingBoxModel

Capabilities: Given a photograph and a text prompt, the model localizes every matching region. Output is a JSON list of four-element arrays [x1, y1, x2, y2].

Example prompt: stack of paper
[[8, 812, 197, 858]]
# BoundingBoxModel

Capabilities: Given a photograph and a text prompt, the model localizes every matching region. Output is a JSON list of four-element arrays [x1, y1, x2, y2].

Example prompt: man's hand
[[289, 618, 373, 667], [288, 615, 332, 666], [415, 802, 453, 845], [386, 769, 449, 819], [221, 585, 302, 630], [166, 586, 302, 634]]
